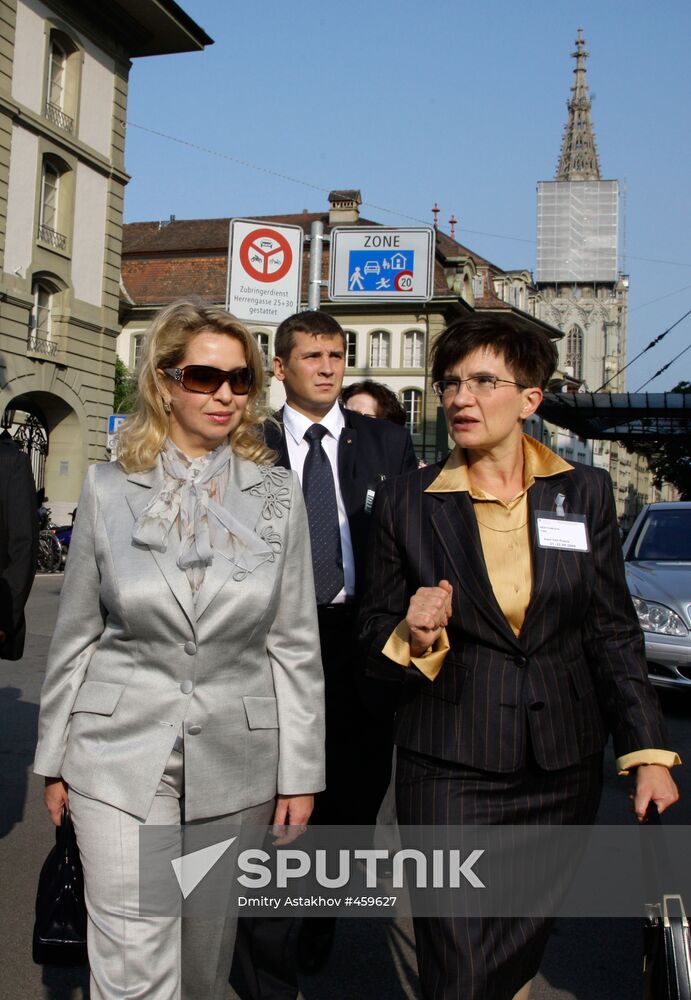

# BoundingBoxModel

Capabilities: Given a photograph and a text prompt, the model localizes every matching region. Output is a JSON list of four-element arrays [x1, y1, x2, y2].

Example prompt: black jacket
[[265, 406, 418, 602], [0, 442, 38, 660]]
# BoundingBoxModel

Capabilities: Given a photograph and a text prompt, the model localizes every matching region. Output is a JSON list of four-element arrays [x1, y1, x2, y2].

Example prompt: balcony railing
[[27, 333, 59, 357], [45, 101, 74, 133], [37, 224, 67, 251]]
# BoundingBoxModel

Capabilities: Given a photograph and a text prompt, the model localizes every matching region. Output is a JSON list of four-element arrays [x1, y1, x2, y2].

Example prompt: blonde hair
[[116, 299, 275, 472]]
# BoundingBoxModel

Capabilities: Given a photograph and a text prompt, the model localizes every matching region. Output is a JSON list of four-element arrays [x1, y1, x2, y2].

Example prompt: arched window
[[28, 280, 58, 356], [403, 330, 424, 368], [565, 324, 583, 380], [369, 330, 390, 368], [400, 388, 422, 434], [45, 30, 79, 132], [48, 38, 66, 108], [38, 155, 71, 251]]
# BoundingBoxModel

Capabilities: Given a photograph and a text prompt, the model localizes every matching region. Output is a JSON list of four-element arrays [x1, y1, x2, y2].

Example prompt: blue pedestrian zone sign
[[108, 414, 127, 436], [347, 249, 415, 293]]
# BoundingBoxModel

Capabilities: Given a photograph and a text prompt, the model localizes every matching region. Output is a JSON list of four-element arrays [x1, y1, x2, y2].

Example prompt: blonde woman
[[34, 300, 325, 1000]]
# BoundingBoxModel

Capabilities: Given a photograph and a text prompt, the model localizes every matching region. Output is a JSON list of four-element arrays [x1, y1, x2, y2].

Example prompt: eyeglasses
[[163, 365, 253, 395], [432, 375, 526, 399]]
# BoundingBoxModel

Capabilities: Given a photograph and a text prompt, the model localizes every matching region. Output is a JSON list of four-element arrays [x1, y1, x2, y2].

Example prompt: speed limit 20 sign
[[328, 226, 435, 302], [227, 220, 303, 324]]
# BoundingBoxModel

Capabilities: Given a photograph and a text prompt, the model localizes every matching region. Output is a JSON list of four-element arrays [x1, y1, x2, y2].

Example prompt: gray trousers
[[70, 747, 274, 1000]]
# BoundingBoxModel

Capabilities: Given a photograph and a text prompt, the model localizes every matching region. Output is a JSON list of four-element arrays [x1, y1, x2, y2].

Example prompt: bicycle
[[37, 528, 62, 573]]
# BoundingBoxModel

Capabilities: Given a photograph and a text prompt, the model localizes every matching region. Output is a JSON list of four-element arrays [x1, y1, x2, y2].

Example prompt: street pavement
[[2, 573, 690, 999]]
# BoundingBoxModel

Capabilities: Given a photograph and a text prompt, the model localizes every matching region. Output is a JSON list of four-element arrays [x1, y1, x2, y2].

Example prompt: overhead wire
[[594, 307, 691, 392], [634, 340, 691, 393]]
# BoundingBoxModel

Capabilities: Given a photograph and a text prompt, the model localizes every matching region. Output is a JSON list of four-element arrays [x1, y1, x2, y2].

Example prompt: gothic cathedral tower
[[535, 29, 629, 395]]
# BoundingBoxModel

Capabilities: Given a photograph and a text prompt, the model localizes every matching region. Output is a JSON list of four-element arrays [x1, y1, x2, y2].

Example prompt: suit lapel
[[125, 464, 197, 634], [430, 491, 521, 649], [269, 410, 291, 469], [337, 419, 358, 515], [521, 472, 576, 639]]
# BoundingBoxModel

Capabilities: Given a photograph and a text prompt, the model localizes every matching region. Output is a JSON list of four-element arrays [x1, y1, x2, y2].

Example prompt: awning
[[538, 392, 691, 440]]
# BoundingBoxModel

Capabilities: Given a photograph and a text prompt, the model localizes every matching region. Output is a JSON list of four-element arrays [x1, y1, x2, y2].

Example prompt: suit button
[[513, 655, 527, 667], [180, 680, 193, 694], [188, 725, 202, 735], [184, 641, 197, 655], [529, 701, 545, 711]]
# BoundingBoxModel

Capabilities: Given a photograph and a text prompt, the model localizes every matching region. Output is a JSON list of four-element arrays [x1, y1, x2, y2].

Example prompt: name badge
[[535, 511, 590, 552]]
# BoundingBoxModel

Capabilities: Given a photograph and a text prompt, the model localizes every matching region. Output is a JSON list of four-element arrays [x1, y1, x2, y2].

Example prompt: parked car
[[623, 502, 691, 691]]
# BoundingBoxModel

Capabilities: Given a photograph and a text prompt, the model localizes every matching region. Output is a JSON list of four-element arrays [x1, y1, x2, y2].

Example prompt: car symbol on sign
[[364, 261, 380, 275], [259, 240, 274, 250]]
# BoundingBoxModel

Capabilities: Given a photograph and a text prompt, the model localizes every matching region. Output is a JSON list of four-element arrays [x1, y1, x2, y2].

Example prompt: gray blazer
[[34, 454, 325, 822]]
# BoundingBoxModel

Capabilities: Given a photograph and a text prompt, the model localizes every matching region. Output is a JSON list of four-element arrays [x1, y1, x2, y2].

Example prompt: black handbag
[[32, 805, 88, 966], [642, 806, 691, 1000]]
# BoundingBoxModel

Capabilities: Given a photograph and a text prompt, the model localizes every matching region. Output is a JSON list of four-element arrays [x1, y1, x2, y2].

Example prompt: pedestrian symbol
[[347, 250, 415, 293], [349, 266, 364, 291]]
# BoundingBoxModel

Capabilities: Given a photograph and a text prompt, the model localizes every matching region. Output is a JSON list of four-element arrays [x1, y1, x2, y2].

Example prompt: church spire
[[556, 28, 601, 181]]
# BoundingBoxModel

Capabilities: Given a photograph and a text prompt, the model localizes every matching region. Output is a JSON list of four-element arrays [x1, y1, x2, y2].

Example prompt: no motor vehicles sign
[[227, 220, 303, 324]]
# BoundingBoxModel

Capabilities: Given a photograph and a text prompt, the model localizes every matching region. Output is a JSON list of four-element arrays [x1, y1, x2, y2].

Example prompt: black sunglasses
[[163, 365, 253, 395]]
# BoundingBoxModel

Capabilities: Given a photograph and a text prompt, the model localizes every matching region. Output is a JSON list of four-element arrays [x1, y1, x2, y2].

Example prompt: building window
[[133, 335, 145, 371], [403, 330, 424, 368], [28, 281, 58, 356], [44, 31, 78, 132], [472, 274, 484, 298], [38, 157, 69, 251], [369, 330, 390, 368], [565, 324, 583, 380], [344, 331, 357, 368], [253, 331, 270, 366], [400, 388, 422, 434]]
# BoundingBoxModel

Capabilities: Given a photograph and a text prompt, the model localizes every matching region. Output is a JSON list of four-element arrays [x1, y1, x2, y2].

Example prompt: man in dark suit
[[231, 310, 417, 998], [0, 434, 38, 660]]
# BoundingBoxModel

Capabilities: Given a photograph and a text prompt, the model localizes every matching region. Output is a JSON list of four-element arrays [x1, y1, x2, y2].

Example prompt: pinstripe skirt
[[396, 745, 604, 1000]]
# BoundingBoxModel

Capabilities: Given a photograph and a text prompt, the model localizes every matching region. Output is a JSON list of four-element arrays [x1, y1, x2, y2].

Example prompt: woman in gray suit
[[34, 300, 325, 1000]]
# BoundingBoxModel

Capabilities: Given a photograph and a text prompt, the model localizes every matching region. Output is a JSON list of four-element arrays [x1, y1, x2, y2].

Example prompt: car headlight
[[631, 596, 688, 636]]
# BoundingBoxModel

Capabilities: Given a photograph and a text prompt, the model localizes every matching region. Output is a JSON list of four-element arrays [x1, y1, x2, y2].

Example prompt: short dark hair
[[430, 315, 559, 390], [274, 310, 346, 361], [341, 380, 407, 426]]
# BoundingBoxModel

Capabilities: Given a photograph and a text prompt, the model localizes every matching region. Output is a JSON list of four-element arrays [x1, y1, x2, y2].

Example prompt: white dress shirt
[[282, 402, 355, 602]]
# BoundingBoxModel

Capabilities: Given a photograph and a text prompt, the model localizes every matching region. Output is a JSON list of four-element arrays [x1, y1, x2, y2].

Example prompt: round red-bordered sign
[[239, 228, 293, 283], [394, 270, 414, 292]]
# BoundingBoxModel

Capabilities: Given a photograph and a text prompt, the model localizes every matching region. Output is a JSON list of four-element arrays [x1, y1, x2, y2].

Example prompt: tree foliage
[[114, 357, 136, 413], [627, 381, 691, 499]]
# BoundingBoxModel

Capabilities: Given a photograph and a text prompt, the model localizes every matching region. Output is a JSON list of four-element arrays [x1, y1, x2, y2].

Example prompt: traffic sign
[[107, 413, 127, 455], [227, 220, 303, 325], [328, 227, 434, 302]]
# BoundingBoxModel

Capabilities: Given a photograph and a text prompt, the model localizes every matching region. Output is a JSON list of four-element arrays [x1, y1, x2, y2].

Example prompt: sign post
[[227, 220, 303, 325], [328, 227, 434, 303]]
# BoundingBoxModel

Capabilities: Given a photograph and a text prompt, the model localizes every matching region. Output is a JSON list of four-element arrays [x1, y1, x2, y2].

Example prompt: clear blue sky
[[123, 0, 691, 392]]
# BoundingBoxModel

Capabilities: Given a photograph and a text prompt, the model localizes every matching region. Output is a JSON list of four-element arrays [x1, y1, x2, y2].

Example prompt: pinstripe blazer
[[359, 456, 667, 773]]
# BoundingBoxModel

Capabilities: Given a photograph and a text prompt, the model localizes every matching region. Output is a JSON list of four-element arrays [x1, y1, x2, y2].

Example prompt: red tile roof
[[121, 214, 462, 305]]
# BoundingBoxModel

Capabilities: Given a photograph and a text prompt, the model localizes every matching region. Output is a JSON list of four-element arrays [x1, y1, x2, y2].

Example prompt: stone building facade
[[0, 0, 210, 520]]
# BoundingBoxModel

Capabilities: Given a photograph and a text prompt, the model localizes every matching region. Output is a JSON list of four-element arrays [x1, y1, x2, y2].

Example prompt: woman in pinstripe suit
[[359, 316, 679, 1000]]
